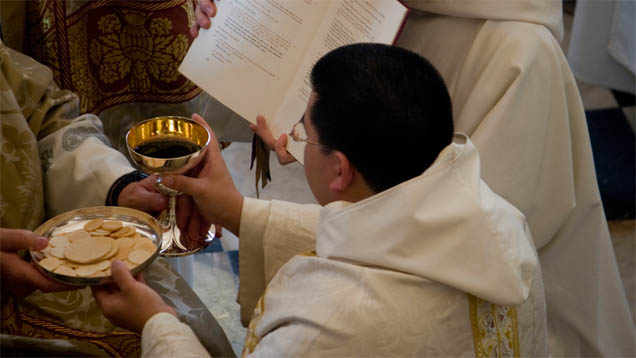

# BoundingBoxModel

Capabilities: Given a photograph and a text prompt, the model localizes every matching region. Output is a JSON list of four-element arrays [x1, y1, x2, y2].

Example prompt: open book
[[179, 0, 408, 164]]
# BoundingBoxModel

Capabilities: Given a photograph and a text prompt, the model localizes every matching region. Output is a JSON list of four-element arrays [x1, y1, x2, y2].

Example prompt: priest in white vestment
[[92, 44, 550, 357]]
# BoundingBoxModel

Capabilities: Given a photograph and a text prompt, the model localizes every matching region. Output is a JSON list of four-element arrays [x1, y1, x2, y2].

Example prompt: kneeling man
[[94, 43, 549, 357]]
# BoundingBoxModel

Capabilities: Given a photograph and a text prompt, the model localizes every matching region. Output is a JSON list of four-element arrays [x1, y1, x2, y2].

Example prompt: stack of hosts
[[197, 0, 633, 355], [92, 43, 550, 356], [0, 41, 234, 357]]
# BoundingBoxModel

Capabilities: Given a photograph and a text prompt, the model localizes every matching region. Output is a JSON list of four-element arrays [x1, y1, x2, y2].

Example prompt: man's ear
[[329, 151, 354, 192]]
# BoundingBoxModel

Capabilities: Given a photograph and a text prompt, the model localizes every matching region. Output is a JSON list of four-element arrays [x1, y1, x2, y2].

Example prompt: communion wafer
[[111, 226, 135, 238], [133, 237, 156, 252], [115, 246, 133, 261], [128, 249, 153, 264], [68, 229, 91, 242], [89, 270, 108, 277], [115, 237, 135, 249], [39, 257, 62, 271], [54, 265, 77, 277], [104, 243, 119, 260], [49, 236, 70, 248], [93, 260, 111, 271], [101, 221, 123, 232], [75, 264, 100, 277], [83, 218, 104, 231], [64, 237, 113, 264], [90, 230, 111, 236], [51, 247, 66, 259]]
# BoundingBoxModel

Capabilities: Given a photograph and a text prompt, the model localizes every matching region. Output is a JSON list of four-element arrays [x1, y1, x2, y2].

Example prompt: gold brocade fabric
[[2, 296, 141, 357], [24, 0, 201, 115], [468, 294, 521, 357], [0, 40, 76, 230]]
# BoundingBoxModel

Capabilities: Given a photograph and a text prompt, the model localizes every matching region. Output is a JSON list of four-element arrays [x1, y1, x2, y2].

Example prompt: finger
[[27, 265, 75, 293], [110, 260, 136, 292], [91, 285, 111, 307], [190, 209, 208, 245], [191, 114, 222, 157], [273, 134, 295, 164], [199, 0, 217, 17], [184, 208, 201, 248], [255, 116, 277, 148], [190, 23, 200, 38], [176, 194, 192, 230], [195, 5, 212, 29], [214, 224, 223, 238], [0, 229, 48, 251], [135, 273, 146, 284], [161, 174, 203, 199], [124, 184, 169, 213]]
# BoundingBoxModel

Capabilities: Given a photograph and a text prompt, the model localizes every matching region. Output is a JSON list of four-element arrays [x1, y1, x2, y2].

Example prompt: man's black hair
[[310, 43, 454, 193]]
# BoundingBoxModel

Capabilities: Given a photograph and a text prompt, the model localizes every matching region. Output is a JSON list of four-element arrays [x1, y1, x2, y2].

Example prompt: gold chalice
[[126, 116, 213, 256]]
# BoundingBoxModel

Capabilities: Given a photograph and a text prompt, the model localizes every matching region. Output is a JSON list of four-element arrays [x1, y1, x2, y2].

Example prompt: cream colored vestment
[[142, 137, 550, 357], [391, 1, 635, 355]]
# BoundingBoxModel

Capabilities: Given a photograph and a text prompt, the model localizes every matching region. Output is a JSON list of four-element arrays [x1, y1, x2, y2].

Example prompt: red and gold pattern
[[24, 0, 201, 114]]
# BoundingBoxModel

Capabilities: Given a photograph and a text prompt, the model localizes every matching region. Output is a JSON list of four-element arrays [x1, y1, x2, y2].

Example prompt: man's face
[[303, 92, 337, 206]]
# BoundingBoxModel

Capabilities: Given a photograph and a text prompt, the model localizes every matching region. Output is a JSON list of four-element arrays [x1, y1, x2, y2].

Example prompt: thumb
[[162, 175, 202, 197], [0, 229, 48, 251], [110, 260, 136, 291]]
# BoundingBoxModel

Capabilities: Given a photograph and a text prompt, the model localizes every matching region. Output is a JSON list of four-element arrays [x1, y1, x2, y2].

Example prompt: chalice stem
[[164, 193, 187, 252]]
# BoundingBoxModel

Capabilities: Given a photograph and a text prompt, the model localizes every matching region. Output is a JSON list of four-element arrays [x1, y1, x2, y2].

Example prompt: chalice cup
[[126, 116, 213, 256]]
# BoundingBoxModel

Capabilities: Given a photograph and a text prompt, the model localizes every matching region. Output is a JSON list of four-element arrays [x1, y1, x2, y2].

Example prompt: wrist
[[223, 192, 244, 236]]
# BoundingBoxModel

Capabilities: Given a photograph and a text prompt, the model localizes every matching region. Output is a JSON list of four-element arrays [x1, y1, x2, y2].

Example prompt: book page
[[179, 0, 330, 124], [274, 0, 408, 164]]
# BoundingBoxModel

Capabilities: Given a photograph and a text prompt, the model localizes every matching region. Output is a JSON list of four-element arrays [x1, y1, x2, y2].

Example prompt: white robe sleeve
[[141, 312, 211, 358], [237, 198, 320, 326], [38, 114, 135, 216]]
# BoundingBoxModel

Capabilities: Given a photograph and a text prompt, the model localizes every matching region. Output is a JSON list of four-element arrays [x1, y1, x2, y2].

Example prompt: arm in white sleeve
[[38, 114, 135, 216], [237, 198, 320, 326], [141, 312, 211, 358]]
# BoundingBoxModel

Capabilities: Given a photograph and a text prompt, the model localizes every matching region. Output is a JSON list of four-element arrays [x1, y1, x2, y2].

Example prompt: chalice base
[[158, 214, 216, 257]]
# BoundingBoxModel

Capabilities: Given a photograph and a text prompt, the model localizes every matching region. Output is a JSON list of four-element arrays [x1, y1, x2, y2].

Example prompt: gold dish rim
[[30, 206, 162, 286]]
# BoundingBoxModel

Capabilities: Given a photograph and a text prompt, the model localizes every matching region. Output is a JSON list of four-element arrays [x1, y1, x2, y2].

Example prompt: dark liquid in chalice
[[134, 139, 201, 158]]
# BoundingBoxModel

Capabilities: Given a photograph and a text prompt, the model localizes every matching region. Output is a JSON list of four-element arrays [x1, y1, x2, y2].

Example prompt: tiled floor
[[186, 12, 635, 357]]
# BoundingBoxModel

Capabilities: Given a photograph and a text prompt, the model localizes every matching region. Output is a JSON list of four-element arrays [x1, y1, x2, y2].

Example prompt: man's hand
[[250, 115, 297, 165], [0, 228, 75, 297], [162, 114, 244, 236], [191, 0, 218, 38], [118, 175, 169, 214], [92, 260, 176, 334]]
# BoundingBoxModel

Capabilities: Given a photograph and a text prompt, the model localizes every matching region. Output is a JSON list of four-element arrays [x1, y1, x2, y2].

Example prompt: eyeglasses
[[289, 118, 322, 146]]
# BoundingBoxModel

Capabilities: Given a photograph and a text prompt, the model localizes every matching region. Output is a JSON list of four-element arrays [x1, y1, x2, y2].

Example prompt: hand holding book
[[180, 0, 408, 164]]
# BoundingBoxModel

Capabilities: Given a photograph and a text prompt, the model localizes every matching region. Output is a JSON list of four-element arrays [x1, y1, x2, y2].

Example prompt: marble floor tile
[[192, 252, 246, 356], [221, 142, 317, 204]]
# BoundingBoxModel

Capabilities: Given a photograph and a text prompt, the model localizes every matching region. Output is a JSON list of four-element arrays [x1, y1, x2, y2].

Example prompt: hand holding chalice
[[126, 116, 214, 256]]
